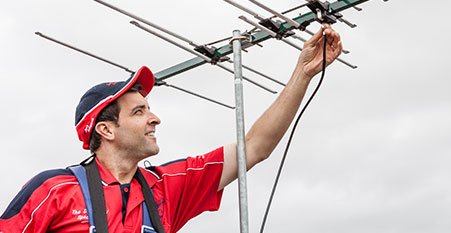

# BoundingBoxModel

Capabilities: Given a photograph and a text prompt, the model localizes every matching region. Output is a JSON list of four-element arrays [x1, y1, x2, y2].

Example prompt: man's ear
[[94, 121, 115, 141]]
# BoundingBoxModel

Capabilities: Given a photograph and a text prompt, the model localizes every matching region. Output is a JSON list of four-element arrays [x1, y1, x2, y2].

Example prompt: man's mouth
[[145, 130, 155, 136]]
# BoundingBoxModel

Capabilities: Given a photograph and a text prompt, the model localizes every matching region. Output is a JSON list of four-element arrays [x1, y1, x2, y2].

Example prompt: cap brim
[[132, 66, 154, 97]]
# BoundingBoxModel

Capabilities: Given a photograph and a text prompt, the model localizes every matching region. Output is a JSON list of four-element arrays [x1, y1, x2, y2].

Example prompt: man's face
[[113, 91, 161, 158]]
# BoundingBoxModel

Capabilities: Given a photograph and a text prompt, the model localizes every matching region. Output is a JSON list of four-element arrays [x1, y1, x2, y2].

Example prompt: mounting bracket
[[258, 19, 295, 39], [307, 0, 339, 24], [194, 45, 230, 64]]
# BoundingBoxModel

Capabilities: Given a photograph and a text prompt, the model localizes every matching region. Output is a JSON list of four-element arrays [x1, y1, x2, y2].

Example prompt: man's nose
[[147, 112, 161, 125]]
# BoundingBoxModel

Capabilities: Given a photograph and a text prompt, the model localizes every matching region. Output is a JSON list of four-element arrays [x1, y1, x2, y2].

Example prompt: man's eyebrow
[[131, 104, 147, 113]]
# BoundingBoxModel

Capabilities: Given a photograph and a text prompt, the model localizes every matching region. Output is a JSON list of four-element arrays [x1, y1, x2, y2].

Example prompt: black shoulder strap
[[85, 160, 109, 233], [77, 159, 164, 233], [135, 169, 166, 233]]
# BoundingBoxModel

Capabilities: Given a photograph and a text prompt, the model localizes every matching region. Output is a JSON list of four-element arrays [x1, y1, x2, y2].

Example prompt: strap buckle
[[141, 225, 157, 233]]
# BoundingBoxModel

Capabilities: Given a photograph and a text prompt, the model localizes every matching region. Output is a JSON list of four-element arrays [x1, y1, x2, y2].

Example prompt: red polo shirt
[[0, 147, 224, 233]]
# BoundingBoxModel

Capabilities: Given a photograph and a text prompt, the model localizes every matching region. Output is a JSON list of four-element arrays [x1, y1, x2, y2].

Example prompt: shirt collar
[[94, 158, 121, 185], [94, 158, 158, 187]]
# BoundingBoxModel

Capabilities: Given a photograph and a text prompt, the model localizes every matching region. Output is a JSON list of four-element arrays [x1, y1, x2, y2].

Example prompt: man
[[0, 25, 342, 232]]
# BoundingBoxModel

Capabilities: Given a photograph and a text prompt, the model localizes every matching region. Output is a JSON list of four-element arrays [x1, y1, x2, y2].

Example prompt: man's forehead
[[117, 92, 149, 108]]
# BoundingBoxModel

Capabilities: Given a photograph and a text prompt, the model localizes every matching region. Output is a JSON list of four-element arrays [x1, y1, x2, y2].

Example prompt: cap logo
[[84, 117, 95, 134], [106, 82, 117, 86]]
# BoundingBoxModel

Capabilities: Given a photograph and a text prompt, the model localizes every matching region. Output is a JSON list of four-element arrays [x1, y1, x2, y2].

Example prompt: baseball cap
[[75, 66, 155, 150]]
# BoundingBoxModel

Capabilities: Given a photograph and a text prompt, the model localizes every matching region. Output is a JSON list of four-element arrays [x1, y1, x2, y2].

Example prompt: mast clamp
[[306, 0, 342, 24], [194, 45, 230, 64], [259, 18, 296, 39]]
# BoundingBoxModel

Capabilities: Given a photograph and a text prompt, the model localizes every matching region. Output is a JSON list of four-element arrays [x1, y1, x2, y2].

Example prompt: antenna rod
[[228, 60, 285, 86], [207, 35, 233, 46], [206, 30, 263, 47], [338, 17, 357, 28], [130, 21, 277, 94], [238, 16, 304, 51], [94, 0, 197, 47], [353, 6, 363, 11], [249, 0, 302, 30], [157, 81, 235, 109], [223, 0, 265, 21], [35, 32, 134, 73], [292, 33, 355, 54], [291, 34, 307, 43], [281, 2, 310, 15]]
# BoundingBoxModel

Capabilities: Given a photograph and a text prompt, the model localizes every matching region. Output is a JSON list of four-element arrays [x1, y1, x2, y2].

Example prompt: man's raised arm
[[219, 24, 343, 190]]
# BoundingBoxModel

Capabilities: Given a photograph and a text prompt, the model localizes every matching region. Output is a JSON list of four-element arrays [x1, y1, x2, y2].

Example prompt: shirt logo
[[72, 208, 109, 223], [72, 209, 89, 223]]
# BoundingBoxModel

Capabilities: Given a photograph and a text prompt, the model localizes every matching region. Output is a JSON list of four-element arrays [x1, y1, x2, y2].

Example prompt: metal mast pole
[[231, 29, 249, 233]]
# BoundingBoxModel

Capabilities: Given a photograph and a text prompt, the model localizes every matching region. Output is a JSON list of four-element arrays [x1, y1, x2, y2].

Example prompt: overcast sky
[[1, 0, 450, 232]]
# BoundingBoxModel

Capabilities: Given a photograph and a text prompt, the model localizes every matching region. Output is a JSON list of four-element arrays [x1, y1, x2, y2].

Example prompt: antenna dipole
[[238, 15, 304, 51], [152, 0, 374, 81], [228, 0, 356, 68], [130, 21, 277, 94], [94, 0, 282, 90], [35, 32, 235, 109]]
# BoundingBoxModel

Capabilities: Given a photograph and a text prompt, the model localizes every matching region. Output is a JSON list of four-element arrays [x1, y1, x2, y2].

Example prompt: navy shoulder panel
[[1, 168, 73, 219], [158, 158, 187, 167]]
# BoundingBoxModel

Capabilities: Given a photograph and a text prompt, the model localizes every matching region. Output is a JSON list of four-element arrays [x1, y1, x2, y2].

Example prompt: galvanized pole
[[231, 29, 249, 233]]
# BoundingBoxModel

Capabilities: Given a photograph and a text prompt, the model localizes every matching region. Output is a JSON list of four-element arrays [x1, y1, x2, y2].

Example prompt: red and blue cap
[[75, 66, 155, 150]]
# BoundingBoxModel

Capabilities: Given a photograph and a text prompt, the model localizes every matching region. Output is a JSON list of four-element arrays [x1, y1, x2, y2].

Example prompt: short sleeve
[[151, 147, 224, 233]]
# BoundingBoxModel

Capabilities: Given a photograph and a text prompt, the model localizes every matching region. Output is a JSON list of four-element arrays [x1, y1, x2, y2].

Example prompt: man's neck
[[95, 149, 139, 184]]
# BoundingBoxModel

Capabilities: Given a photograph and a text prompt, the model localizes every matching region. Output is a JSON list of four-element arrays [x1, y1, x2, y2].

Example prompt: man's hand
[[298, 24, 343, 79]]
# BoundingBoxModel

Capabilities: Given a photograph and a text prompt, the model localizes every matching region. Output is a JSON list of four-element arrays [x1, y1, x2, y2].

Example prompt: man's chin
[[147, 146, 160, 156]]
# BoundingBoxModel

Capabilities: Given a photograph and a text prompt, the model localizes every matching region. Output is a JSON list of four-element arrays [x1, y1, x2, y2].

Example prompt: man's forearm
[[219, 66, 312, 190], [245, 65, 313, 161]]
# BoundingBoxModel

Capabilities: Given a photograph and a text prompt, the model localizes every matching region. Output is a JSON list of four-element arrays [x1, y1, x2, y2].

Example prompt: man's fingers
[[336, 41, 343, 56], [332, 32, 341, 50], [332, 31, 342, 54], [305, 25, 326, 47], [303, 24, 343, 61], [325, 29, 342, 55], [324, 28, 339, 46]]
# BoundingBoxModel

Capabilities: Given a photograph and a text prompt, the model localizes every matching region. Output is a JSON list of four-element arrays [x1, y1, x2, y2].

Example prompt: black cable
[[260, 33, 328, 233]]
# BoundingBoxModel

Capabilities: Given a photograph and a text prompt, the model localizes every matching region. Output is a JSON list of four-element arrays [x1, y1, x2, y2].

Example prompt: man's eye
[[135, 109, 143, 114]]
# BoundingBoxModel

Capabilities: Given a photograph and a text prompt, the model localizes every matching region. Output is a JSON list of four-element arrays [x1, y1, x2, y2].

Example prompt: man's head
[[75, 66, 156, 153]]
